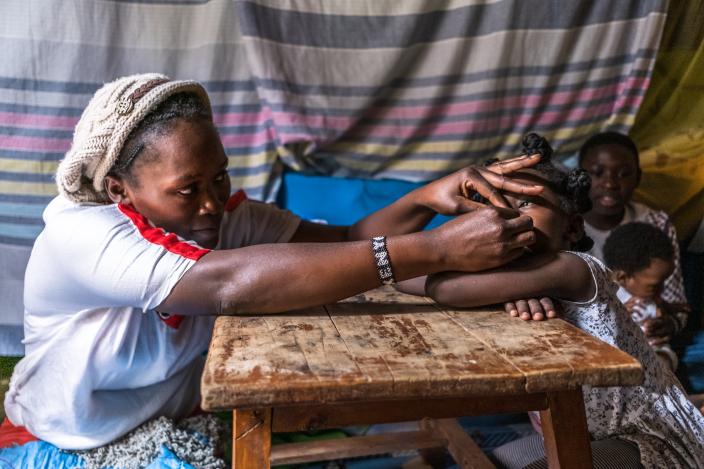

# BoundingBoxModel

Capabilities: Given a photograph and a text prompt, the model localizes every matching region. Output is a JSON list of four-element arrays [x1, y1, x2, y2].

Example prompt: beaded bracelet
[[371, 236, 396, 285]]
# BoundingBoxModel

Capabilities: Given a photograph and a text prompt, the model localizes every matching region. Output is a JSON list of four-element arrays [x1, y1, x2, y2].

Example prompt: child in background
[[579, 131, 690, 340], [423, 134, 704, 468], [603, 222, 679, 371]]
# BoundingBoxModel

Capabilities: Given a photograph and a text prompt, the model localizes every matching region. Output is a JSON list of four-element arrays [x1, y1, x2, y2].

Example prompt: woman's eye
[[518, 200, 532, 208], [214, 172, 227, 182]]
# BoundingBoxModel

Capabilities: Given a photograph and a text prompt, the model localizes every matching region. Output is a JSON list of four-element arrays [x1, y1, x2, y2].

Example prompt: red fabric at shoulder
[[225, 189, 247, 212], [0, 417, 38, 448], [117, 204, 211, 261]]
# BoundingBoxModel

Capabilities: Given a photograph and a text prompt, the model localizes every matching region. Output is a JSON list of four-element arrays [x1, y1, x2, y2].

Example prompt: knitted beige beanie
[[56, 73, 212, 203]]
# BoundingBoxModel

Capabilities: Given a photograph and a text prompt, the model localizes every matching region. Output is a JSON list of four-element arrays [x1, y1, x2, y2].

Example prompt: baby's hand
[[642, 316, 675, 345], [505, 297, 560, 321]]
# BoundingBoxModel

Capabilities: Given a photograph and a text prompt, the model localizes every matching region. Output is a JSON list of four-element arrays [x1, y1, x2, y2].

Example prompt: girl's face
[[503, 170, 582, 254], [580, 143, 640, 218], [107, 118, 231, 249]]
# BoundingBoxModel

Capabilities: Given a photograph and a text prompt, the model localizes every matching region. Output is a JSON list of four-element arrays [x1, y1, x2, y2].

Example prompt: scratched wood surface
[[202, 286, 643, 410]]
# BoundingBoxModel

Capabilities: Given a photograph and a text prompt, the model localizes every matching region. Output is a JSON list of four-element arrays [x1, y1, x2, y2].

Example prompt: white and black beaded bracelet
[[371, 235, 396, 285]]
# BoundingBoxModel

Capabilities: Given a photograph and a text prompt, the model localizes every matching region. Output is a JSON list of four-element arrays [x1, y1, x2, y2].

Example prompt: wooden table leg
[[539, 389, 592, 469], [233, 407, 272, 469]]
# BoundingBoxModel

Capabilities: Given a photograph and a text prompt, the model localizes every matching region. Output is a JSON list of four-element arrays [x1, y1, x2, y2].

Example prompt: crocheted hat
[[56, 73, 212, 203]]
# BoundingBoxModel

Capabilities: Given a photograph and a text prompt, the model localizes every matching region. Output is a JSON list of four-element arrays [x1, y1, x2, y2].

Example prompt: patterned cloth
[[561, 252, 704, 468], [585, 201, 690, 330]]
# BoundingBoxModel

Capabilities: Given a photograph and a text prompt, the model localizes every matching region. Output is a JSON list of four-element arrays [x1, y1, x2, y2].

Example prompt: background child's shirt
[[616, 286, 658, 322], [560, 252, 704, 468], [615, 286, 679, 370], [585, 201, 687, 309], [4, 191, 300, 450]]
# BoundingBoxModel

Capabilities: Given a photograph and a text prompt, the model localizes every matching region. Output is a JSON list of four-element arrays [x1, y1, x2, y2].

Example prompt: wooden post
[[422, 418, 495, 469], [540, 389, 592, 469], [233, 407, 272, 469]]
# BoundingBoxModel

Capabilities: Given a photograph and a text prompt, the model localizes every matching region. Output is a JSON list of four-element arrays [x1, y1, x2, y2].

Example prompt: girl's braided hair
[[481, 133, 594, 251]]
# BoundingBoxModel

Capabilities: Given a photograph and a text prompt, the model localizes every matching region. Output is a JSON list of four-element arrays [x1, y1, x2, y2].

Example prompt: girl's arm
[[395, 276, 428, 296], [289, 155, 544, 243], [426, 252, 595, 307]]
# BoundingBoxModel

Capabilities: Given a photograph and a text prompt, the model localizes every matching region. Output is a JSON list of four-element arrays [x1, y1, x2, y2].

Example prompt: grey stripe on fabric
[[0, 127, 72, 139], [0, 193, 53, 203], [108, 0, 213, 4], [0, 77, 98, 94], [248, 50, 657, 96], [0, 172, 54, 183], [0, 214, 44, 225], [0, 102, 84, 116], [238, 0, 667, 49], [0, 235, 36, 246]]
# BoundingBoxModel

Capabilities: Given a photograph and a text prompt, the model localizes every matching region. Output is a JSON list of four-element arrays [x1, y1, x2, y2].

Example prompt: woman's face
[[114, 118, 231, 249], [503, 170, 576, 254], [580, 143, 640, 218]]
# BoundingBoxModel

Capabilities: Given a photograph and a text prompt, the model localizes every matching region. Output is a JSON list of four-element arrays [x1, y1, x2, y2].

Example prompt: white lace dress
[[560, 252, 704, 468]]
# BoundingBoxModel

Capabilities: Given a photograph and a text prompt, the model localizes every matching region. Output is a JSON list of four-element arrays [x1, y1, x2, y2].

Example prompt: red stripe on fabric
[[0, 417, 38, 448], [225, 189, 247, 212], [157, 311, 184, 329], [117, 204, 210, 261]]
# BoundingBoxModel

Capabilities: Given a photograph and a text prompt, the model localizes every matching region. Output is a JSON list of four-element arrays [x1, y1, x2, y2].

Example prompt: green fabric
[[0, 356, 21, 420]]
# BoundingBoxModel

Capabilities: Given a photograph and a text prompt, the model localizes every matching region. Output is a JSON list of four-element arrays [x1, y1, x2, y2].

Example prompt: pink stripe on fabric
[[345, 93, 646, 139], [0, 112, 78, 129], [213, 112, 265, 126], [0, 135, 71, 152], [263, 77, 649, 130]]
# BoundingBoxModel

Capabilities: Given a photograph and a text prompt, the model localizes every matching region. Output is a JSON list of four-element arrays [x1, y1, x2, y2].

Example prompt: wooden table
[[201, 287, 643, 468]]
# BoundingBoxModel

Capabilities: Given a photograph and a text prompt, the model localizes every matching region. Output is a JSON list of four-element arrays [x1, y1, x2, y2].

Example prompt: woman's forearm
[[160, 232, 440, 315], [160, 206, 539, 316]]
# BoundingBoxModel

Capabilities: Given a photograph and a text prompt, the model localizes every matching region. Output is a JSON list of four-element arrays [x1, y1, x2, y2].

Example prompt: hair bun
[[521, 132, 553, 160], [566, 168, 592, 213]]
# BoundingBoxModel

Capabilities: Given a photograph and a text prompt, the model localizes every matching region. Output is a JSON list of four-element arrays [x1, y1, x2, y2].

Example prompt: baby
[[603, 222, 680, 371]]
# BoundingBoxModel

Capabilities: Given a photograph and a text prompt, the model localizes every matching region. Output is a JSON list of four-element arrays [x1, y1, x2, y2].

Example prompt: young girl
[[2, 74, 545, 459], [424, 134, 704, 468]]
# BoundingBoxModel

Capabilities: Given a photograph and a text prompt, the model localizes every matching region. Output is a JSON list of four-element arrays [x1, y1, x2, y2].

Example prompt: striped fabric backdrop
[[0, 0, 667, 350]]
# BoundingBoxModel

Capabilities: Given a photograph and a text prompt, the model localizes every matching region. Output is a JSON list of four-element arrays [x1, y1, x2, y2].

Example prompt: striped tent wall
[[0, 0, 277, 248], [238, 0, 667, 180], [0, 0, 667, 353]]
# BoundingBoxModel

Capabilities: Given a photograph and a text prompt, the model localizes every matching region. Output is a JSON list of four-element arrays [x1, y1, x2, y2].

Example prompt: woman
[[4, 74, 544, 450]]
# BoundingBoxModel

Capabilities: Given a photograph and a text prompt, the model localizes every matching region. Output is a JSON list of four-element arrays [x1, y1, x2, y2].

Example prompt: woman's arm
[[426, 252, 595, 308], [289, 155, 544, 243], [158, 206, 535, 315]]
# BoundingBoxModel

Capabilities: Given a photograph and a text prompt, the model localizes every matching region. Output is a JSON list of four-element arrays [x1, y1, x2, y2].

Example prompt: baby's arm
[[427, 252, 594, 308]]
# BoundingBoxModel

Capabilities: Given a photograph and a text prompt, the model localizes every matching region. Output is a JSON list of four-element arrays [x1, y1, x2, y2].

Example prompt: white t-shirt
[[4, 190, 300, 449]]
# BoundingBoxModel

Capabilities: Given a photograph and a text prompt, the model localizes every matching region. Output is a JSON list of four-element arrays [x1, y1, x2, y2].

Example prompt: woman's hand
[[430, 205, 535, 272], [505, 297, 560, 321], [414, 154, 544, 215]]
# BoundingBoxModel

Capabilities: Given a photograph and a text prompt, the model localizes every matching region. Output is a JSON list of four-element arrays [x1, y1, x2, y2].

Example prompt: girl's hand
[[505, 297, 560, 321], [414, 154, 544, 215]]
